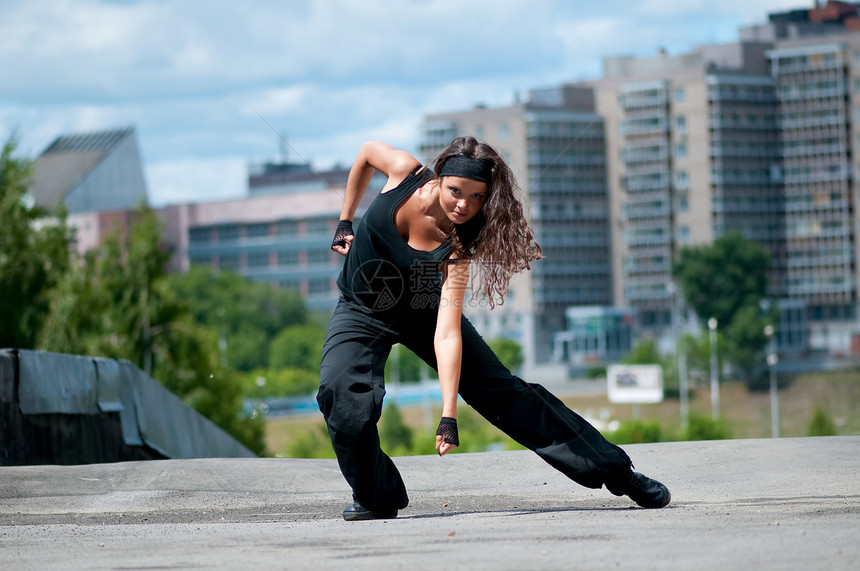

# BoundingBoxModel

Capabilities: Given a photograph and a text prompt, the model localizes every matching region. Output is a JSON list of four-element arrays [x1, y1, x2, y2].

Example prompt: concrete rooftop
[[1, 436, 858, 570]]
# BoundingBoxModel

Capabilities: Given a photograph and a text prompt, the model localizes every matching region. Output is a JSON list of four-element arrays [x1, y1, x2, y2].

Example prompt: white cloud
[[635, 0, 811, 22], [239, 87, 311, 119], [146, 157, 247, 207], [0, 0, 833, 205]]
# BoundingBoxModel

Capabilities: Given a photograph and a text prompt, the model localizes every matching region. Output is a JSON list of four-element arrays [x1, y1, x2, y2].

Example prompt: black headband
[[439, 155, 493, 184]]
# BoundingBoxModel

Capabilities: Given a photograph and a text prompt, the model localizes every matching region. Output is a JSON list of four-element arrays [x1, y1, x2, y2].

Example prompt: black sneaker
[[342, 502, 398, 521], [605, 471, 671, 509]]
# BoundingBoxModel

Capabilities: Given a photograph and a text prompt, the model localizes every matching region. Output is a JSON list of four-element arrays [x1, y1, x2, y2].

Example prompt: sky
[[1, 0, 812, 207]]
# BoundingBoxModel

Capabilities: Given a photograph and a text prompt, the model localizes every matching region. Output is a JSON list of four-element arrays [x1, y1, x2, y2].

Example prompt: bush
[[585, 366, 606, 379], [280, 405, 522, 458], [285, 422, 336, 459], [684, 413, 731, 441], [379, 403, 414, 455], [608, 419, 663, 445], [807, 405, 837, 437]]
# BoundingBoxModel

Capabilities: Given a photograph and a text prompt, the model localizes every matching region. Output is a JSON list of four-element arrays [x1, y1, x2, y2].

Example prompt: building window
[[308, 279, 332, 295], [245, 223, 269, 239], [675, 143, 687, 158], [674, 87, 685, 102], [306, 218, 331, 235], [219, 255, 239, 271], [278, 251, 299, 267], [474, 125, 485, 139], [189, 227, 211, 244], [498, 123, 510, 141], [677, 226, 690, 244], [218, 225, 239, 242], [678, 197, 689, 213], [675, 115, 686, 131], [276, 220, 298, 236], [248, 252, 269, 268], [307, 250, 331, 265]]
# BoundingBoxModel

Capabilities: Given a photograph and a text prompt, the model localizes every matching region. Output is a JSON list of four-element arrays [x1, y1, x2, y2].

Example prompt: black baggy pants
[[316, 299, 633, 512]]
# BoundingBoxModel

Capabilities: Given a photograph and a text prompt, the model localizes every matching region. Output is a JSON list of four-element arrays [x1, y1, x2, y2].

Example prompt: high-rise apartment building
[[589, 2, 860, 354], [419, 2, 860, 363], [591, 43, 777, 333], [419, 87, 612, 371], [767, 37, 860, 351]]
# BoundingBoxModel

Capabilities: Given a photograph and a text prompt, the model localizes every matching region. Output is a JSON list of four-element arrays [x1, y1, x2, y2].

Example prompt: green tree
[[0, 134, 73, 348], [678, 332, 713, 386], [673, 232, 773, 383], [240, 367, 320, 398], [269, 324, 327, 371], [38, 208, 264, 454], [722, 305, 771, 383], [488, 337, 524, 372], [672, 232, 769, 328], [166, 265, 307, 371], [622, 338, 662, 365], [384, 344, 427, 384]]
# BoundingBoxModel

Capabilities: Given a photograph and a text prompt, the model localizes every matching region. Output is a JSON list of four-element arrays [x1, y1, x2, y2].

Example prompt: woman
[[318, 137, 670, 521]]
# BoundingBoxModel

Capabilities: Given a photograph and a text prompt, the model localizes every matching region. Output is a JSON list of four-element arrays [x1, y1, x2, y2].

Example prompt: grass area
[[263, 369, 860, 457]]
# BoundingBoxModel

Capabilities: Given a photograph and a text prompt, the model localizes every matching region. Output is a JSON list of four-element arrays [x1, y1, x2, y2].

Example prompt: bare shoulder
[[360, 142, 421, 192]]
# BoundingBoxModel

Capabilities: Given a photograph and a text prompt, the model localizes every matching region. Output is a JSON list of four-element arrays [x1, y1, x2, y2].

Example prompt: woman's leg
[[401, 315, 653, 492], [316, 301, 407, 514]]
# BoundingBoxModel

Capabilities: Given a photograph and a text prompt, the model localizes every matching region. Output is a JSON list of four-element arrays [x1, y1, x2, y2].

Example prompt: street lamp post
[[708, 317, 719, 419], [764, 325, 780, 438], [668, 282, 689, 430]]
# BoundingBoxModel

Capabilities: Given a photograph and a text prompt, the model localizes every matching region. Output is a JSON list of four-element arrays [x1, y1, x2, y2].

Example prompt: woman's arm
[[332, 141, 420, 256], [433, 260, 470, 455]]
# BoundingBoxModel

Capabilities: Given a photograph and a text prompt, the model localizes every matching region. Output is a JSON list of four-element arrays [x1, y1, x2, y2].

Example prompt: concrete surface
[[1, 436, 858, 570]]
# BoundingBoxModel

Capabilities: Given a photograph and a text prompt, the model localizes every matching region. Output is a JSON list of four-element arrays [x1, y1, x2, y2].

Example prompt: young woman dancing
[[317, 136, 670, 520]]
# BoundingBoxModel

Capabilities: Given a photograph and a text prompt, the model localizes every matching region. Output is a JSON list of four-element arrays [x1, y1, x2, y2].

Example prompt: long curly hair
[[432, 136, 542, 308]]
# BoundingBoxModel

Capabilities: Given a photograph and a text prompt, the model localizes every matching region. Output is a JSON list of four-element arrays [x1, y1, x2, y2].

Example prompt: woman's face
[[438, 176, 488, 225]]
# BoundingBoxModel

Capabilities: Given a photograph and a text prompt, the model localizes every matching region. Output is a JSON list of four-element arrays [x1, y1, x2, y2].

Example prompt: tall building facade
[[417, 2, 860, 363], [419, 87, 612, 371], [592, 43, 778, 333], [767, 35, 860, 351], [592, 1, 860, 355]]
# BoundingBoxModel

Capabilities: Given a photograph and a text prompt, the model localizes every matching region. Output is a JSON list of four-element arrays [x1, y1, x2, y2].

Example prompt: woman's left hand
[[435, 417, 459, 456]]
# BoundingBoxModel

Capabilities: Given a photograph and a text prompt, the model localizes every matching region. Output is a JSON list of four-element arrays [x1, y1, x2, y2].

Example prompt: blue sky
[[1, 0, 808, 206]]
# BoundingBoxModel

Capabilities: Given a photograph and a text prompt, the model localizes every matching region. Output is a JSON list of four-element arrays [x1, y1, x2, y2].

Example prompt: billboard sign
[[607, 364, 664, 404]]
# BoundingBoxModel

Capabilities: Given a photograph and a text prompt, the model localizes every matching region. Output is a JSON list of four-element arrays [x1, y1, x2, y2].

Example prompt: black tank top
[[337, 166, 453, 318]]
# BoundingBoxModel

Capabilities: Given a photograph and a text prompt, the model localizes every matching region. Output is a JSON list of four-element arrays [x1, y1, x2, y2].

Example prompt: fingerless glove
[[331, 219, 354, 250], [436, 416, 459, 446]]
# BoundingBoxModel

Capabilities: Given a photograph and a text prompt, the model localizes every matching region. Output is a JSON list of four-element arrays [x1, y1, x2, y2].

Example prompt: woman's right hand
[[331, 220, 354, 256]]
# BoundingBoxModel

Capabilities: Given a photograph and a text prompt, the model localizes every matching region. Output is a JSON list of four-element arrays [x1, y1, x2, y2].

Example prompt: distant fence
[[0, 349, 255, 466]]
